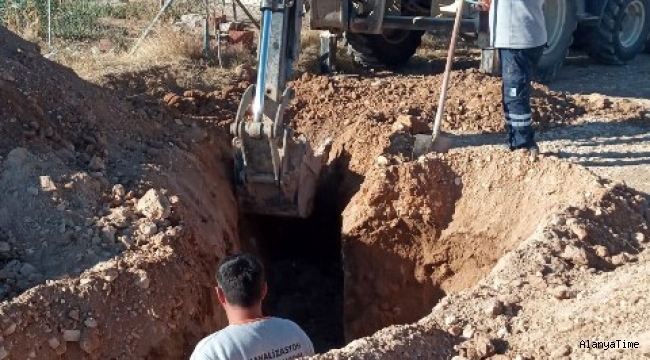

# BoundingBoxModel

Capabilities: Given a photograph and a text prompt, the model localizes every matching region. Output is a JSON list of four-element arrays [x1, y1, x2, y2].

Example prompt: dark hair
[[216, 253, 265, 307]]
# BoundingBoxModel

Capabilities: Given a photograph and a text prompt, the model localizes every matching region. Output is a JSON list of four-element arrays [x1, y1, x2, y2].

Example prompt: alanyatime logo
[[579, 340, 640, 350]]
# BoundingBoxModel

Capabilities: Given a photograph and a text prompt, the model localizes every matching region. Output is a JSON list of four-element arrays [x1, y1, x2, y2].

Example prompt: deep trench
[[239, 174, 346, 353]]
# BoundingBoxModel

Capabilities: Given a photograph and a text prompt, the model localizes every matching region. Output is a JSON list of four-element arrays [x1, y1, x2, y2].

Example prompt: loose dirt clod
[[63, 329, 81, 342], [136, 189, 171, 220]]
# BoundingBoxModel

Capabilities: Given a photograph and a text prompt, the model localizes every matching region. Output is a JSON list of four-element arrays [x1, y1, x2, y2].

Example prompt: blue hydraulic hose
[[253, 9, 273, 123]]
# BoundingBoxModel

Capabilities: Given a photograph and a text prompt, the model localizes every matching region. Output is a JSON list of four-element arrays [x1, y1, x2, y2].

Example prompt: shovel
[[412, 0, 466, 158]]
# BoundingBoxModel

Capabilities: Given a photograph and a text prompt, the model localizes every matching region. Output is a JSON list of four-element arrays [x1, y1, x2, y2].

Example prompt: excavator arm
[[230, 0, 325, 218]]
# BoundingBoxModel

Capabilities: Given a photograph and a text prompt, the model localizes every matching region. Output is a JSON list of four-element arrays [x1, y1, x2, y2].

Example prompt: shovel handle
[[431, 0, 464, 142]]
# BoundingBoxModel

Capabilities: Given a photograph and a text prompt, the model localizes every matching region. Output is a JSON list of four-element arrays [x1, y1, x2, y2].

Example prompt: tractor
[[309, 0, 650, 82]]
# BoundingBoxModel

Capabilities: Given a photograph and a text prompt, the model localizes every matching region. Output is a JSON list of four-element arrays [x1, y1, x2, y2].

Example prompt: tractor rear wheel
[[536, 0, 577, 83], [587, 0, 650, 63], [345, 30, 425, 68]]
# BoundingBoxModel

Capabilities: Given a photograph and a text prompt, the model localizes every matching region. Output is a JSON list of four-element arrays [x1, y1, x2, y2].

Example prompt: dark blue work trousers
[[499, 46, 545, 149]]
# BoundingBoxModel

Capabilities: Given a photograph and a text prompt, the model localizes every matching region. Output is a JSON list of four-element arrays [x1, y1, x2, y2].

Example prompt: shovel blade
[[412, 133, 454, 158]]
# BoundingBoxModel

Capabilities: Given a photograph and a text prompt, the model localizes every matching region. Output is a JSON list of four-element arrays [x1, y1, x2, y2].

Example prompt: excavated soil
[[0, 27, 239, 358], [2, 24, 650, 360]]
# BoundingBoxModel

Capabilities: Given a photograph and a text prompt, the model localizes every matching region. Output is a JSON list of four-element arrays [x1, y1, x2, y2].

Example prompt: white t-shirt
[[190, 317, 315, 360]]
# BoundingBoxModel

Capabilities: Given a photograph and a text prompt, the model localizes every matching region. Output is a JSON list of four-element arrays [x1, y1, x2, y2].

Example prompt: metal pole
[[252, 9, 271, 122], [47, 0, 52, 46], [203, 0, 211, 59], [129, 0, 176, 55], [233, 0, 260, 29]]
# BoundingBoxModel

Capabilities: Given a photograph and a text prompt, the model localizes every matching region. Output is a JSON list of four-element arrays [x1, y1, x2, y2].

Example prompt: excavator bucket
[[231, 86, 328, 218]]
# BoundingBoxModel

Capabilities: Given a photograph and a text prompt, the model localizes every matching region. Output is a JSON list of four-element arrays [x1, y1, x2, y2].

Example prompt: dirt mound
[[0, 26, 238, 358], [288, 71, 642, 142], [338, 148, 613, 340], [281, 71, 644, 194], [309, 159, 649, 359], [133, 69, 644, 179]]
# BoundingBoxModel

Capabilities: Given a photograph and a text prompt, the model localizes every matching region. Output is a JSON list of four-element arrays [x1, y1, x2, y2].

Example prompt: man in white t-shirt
[[190, 253, 314, 360]]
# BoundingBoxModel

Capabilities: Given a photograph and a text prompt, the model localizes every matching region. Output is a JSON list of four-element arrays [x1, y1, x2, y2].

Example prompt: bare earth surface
[[0, 24, 649, 360]]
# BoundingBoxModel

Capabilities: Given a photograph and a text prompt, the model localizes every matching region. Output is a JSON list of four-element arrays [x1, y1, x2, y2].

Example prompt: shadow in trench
[[241, 186, 345, 353]]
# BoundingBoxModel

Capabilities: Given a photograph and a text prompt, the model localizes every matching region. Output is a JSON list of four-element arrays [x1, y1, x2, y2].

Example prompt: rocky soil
[[0, 26, 239, 358], [1, 22, 649, 360]]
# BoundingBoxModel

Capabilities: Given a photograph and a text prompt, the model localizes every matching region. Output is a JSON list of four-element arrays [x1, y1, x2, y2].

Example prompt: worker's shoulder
[[265, 317, 307, 332], [192, 328, 227, 352]]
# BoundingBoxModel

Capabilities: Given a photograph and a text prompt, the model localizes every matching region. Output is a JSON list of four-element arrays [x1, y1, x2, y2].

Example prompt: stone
[[550, 214, 565, 226], [473, 336, 496, 358], [6, 147, 30, 166], [484, 298, 504, 317], [550, 285, 577, 300], [19, 263, 37, 276], [40, 176, 57, 192], [497, 327, 509, 338], [108, 207, 132, 229], [139, 222, 158, 236], [63, 329, 81, 342], [375, 156, 389, 167], [0, 346, 7, 359], [48, 336, 61, 349], [97, 38, 112, 52], [119, 235, 134, 249], [444, 315, 457, 326], [611, 253, 628, 266], [68, 309, 80, 321], [88, 156, 105, 171], [84, 317, 98, 328], [391, 121, 406, 132], [449, 325, 462, 336], [588, 93, 610, 109], [0, 242, 10, 253], [219, 20, 243, 31], [180, 13, 204, 27], [103, 268, 119, 282], [395, 114, 429, 134], [3, 322, 16, 336], [569, 223, 588, 241], [101, 226, 117, 243], [112, 184, 126, 200], [135, 270, 150, 289], [560, 245, 590, 266], [593, 245, 609, 258], [462, 325, 475, 338], [136, 189, 171, 220], [635, 232, 647, 243], [550, 345, 571, 358]]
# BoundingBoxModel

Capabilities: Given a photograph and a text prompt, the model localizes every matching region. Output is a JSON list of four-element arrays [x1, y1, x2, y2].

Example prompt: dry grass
[[55, 26, 255, 91]]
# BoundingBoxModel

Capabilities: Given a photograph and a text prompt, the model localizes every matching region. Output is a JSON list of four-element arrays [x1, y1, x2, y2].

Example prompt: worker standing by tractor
[[474, 0, 547, 156]]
